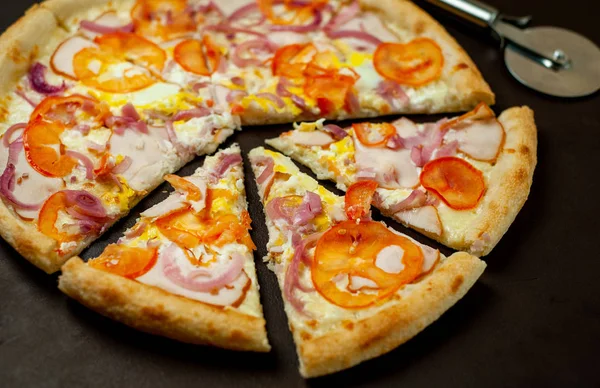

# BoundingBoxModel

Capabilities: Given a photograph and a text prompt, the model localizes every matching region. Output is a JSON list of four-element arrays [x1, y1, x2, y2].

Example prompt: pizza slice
[[59, 145, 270, 351], [248, 147, 485, 377], [201, 0, 494, 124], [266, 103, 537, 256], [0, 4, 239, 273]]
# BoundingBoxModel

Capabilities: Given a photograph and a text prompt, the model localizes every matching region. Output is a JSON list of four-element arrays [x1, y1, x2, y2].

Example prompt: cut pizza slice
[[266, 103, 537, 256], [59, 145, 270, 351], [249, 147, 485, 377]]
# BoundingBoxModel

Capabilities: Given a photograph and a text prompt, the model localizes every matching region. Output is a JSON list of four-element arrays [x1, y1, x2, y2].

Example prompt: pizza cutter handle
[[423, 0, 500, 27]]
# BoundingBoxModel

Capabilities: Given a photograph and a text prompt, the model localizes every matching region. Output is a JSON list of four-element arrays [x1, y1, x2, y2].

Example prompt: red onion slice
[[284, 231, 323, 314], [292, 192, 322, 226], [255, 156, 274, 185], [65, 150, 94, 179], [255, 92, 285, 109], [111, 156, 133, 175], [324, 1, 359, 32], [15, 89, 36, 108], [231, 38, 276, 67], [326, 29, 382, 46], [162, 244, 245, 292], [80, 20, 134, 34], [376, 80, 409, 108], [387, 190, 427, 213], [28, 62, 67, 95], [322, 124, 347, 140], [172, 108, 211, 121], [226, 89, 248, 104], [63, 190, 107, 219], [2, 123, 26, 147], [291, 94, 307, 110], [212, 153, 243, 181]]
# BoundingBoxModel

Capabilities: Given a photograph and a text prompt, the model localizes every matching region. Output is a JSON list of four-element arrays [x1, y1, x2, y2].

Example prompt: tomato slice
[[440, 102, 496, 131], [174, 36, 222, 76], [131, 0, 196, 39], [73, 32, 166, 93], [374, 38, 444, 86], [23, 119, 77, 177], [272, 43, 317, 78], [155, 209, 254, 250], [420, 156, 485, 210], [89, 244, 158, 279], [312, 220, 424, 308], [38, 191, 72, 242], [304, 73, 357, 114], [164, 174, 202, 201], [352, 122, 396, 147], [30, 95, 108, 128], [345, 180, 378, 221]]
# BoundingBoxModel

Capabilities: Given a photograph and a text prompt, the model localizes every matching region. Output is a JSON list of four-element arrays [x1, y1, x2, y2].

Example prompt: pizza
[[59, 145, 270, 351], [266, 103, 537, 256], [248, 147, 486, 377], [0, 0, 493, 273]]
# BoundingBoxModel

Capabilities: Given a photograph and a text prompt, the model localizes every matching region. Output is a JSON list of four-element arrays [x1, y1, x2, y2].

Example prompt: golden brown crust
[[361, 0, 495, 112], [295, 252, 486, 377], [59, 257, 271, 352]]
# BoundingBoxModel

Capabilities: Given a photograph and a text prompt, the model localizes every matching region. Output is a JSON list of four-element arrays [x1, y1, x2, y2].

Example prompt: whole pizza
[[0, 0, 537, 378]]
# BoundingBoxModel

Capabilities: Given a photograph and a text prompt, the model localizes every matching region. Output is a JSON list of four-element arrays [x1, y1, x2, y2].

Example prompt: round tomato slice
[[38, 191, 72, 242], [352, 122, 396, 147], [272, 43, 317, 78], [312, 220, 424, 308], [345, 180, 377, 221], [304, 73, 357, 114], [73, 32, 166, 93], [420, 156, 485, 210], [30, 95, 108, 127], [174, 37, 222, 76], [374, 38, 444, 86], [23, 120, 77, 177], [131, 0, 196, 39], [88, 244, 158, 279]]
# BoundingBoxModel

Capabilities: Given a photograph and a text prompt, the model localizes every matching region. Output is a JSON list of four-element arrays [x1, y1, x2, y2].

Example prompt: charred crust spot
[[300, 331, 312, 341], [141, 305, 169, 322], [414, 20, 426, 34], [451, 275, 464, 293], [454, 63, 469, 71], [360, 333, 385, 350], [343, 321, 354, 331], [98, 287, 122, 305], [519, 145, 531, 155], [230, 330, 247, 341], [514, 168, 527, 182]]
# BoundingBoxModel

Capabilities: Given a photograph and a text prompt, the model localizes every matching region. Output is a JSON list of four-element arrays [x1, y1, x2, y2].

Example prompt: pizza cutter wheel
[[425, 0, 600, 97]]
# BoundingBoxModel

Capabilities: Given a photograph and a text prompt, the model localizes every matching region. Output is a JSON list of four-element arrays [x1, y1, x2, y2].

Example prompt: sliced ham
[[420, 244, 440, 274], [354, 138, 419, 189], [336, 12, 399, 43], [445, 119, 505, 162], [109, 126, 171, 192], [287, 130, 334, 147], [395, 205, 442, 236], [183, 176, 208, 213], [374, 245, 405, 274], [51, 36, 97, 79], [392, 117, 419, 138], [7, 142, 63, 219], [140, 193, 188, 218]]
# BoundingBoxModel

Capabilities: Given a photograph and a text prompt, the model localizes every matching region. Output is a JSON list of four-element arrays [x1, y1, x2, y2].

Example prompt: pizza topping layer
[[250, 148, 444, 332], [84, 147, 259, 311], [267, 103, 503, 239]]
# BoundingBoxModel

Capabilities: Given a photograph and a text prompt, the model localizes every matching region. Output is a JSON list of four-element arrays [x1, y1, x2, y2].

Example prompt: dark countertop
[[1, 1, 599, 387]]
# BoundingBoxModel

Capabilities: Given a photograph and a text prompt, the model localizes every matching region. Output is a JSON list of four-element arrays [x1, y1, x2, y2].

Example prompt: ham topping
[[287, 130, 334, 146], [51, 36, 97, 79], [395, 205, 442, 236]]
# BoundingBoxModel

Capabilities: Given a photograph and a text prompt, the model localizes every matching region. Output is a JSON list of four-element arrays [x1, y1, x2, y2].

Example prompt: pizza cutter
[[423, 0, 600, 97]]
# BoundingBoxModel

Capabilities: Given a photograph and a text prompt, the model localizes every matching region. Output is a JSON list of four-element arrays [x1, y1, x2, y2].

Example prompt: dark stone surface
[[1, 1, 599, 386]]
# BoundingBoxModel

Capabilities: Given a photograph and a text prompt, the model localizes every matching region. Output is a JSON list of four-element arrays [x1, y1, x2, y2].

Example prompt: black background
[[1, 1, 599, 387]]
